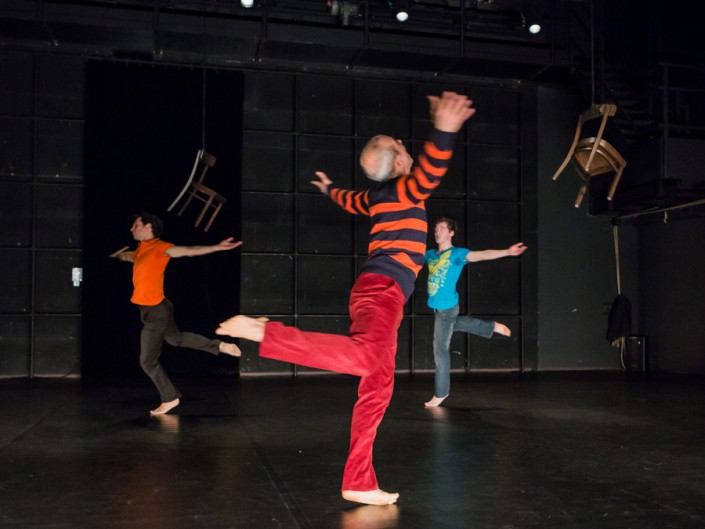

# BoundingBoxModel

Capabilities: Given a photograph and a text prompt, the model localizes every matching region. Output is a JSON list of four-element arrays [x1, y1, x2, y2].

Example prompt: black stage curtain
[[83, 61, 243, 380]]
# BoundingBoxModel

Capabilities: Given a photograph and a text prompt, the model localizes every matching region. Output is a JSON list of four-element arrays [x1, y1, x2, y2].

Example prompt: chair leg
[[607, 167, 625, 201], [204, 201, 224, 232], [574, 176, 592, 208], [195, 195, 215, 228]]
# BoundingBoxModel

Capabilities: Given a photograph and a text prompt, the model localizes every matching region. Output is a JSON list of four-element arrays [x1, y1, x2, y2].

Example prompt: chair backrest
[[195, 151, 216, 183]]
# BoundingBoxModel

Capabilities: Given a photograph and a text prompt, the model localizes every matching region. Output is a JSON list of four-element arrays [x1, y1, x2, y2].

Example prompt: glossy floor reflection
[[1, 373, 705, 528]]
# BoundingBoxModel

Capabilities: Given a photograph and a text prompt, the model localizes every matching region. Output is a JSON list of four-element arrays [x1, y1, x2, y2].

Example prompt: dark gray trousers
[[138, 298, 221, 402]]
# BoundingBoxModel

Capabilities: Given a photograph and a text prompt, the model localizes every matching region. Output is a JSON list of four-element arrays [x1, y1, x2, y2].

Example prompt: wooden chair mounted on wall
[[553, 103, 627, 208], [167, 149, 227, 232]]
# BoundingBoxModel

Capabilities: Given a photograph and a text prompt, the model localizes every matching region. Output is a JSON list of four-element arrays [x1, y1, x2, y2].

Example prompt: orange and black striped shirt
[[328, 128, 456, 298]]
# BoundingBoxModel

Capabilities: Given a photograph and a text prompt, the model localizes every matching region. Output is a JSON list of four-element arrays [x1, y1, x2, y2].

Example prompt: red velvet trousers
[[259, 273, 406, 491]]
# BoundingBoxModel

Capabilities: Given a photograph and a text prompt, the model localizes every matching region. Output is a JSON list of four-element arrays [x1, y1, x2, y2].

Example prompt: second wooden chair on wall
[[553, 103, 627, 208], [167, 149, 226, 232]]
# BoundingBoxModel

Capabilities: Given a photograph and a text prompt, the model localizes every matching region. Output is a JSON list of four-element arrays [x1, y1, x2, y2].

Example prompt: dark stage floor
[[1, 373, 705, 529]]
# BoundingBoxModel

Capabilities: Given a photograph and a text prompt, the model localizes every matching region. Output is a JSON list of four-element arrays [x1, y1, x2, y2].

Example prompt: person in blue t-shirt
[[424, 217, 527, 407]]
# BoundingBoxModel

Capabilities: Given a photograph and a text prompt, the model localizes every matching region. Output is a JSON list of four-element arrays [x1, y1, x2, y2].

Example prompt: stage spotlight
[[241, 0, 254, 7], [388, 0, 409, 22]]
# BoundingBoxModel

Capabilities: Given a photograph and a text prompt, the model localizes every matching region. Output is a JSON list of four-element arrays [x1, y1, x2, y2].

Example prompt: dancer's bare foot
[[216, 315, 266, 342], [218, 341, 241, 357], [150, 398, 180, 415], [494, 322, 511, 336], [424, 395, 447, 407], [342, 489, 399, 506]]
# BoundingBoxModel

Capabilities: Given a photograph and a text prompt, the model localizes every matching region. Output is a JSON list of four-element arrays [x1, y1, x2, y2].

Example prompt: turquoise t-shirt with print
[[424, 246, 471, 310]]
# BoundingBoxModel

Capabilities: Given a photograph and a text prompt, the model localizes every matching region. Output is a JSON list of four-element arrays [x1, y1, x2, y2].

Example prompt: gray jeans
[[432, 304, 495, 399], [138, 298, 221, 402]]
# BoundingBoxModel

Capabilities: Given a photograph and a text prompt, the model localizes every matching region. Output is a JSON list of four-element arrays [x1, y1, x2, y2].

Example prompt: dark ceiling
[[1, 0, 573, 82]]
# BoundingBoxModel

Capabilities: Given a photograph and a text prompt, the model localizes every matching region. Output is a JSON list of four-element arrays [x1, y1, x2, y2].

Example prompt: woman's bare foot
[[424, 395, 447, 407], [493, 322, 511, 336], [342, 489, 399, 506], [216, 315, 266, 342], [218, 342, 241, 357], [150, 398, 180, 415]]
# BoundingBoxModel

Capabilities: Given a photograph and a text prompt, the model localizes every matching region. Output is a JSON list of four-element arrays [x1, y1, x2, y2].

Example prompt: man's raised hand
[[427, 91, 476, 133]]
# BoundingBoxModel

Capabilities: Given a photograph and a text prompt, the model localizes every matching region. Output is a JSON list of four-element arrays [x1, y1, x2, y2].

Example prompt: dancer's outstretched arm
[[466, 242, 527, 263], [166, 237, 242, 258], [312, 171, 370, 216], [109, 246, 134, 262]]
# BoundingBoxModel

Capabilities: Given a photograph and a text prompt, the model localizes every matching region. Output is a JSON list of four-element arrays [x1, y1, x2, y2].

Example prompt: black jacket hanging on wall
[[606, 293, 632, 346]]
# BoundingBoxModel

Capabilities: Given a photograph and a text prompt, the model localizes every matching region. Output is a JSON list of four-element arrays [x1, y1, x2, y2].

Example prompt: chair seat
[[574, 137, 624, 176], [191, 182, 227, 203], [169, 149, 227, 232]]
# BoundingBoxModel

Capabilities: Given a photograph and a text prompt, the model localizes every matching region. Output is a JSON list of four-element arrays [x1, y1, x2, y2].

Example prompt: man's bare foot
[[150, 398, 180, 415], [218, 341, 241, 357], [494, 322, 511, 337], [424, 395, 447, 407], [342, 489, 399, 506], [216, 315, 266, 342]]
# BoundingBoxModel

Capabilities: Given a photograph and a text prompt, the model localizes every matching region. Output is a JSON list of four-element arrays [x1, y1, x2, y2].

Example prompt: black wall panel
[[0, 118, 33, 180], [34, 250, 82, 314], [466, 87, 520, 146], [0, 316, 30, 377], [0, 182, 32, 247], [468, 316, 522, 369], [297, 135, 355, 192], [296, 256, 353, 314], [241, 193, 294, 253], [468, 202, 521, 249], [240, 254, 294, 314], [36, 120, 83, 182], [0, 52, 33, 116], [355, 80, 411, 140], [35, 184, 82, 248], [413, 315, 436, 372], [468, 145, 521, 201], [37, 55, 84, 119], [296, 195, 354, 255], [33, 315, 81, 376], [469, 260, 522, 315], [297, 76, 353, 135], [242, 133, 295, 192], [243, 72, 294, 131], [0, 249, 31, 313]]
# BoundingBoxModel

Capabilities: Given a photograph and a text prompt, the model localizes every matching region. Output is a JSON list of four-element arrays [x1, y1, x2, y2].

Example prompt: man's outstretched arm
[[166, 237, 242, 258], [466, 242, 527, 263], [311, 171, 370, 216], [109, 246, 134, 262]]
